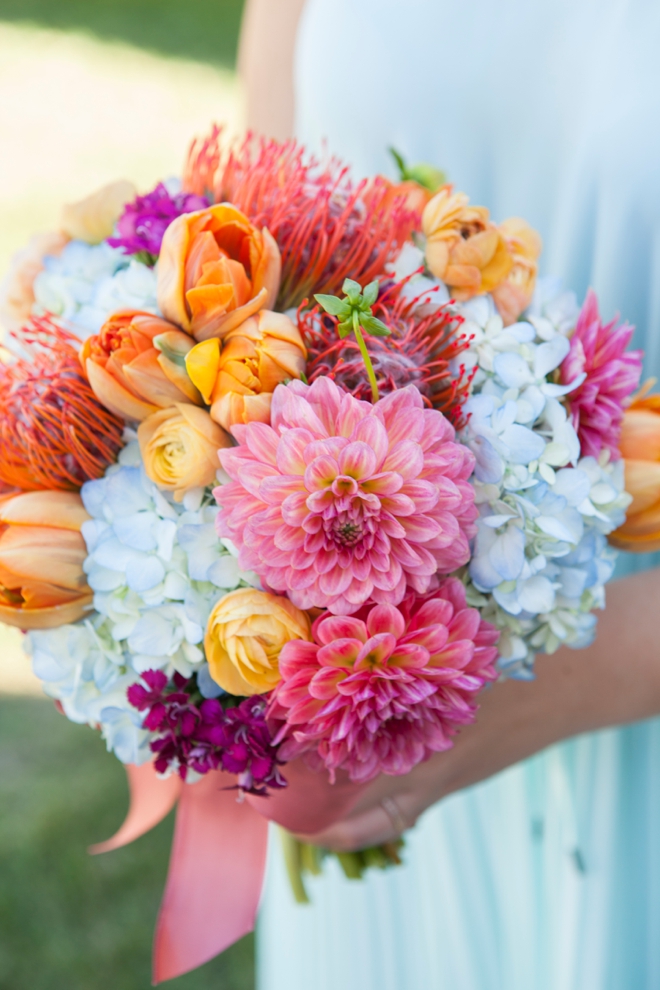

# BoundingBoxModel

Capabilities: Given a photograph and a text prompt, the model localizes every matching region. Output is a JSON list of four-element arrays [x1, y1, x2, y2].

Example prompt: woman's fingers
[[295, 791, 421, 852]]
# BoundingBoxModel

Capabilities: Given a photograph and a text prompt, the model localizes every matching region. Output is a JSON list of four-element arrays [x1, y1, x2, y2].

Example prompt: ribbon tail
[[89, 762, 182, 855], [152, 770, 269, 985]]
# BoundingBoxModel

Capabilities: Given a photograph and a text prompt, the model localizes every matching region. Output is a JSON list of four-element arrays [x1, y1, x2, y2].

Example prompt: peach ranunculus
[[138, 403, 232, 501], [61, 179, 137, 245], [422, 188, 512, 300], [0, 490, 93, 629], [609, 391, 660, 552], [0, 231, 70, 334], [204, 588, 312, 695], [185, 310, 307, 432], [81, 310, 202, 422], [157, 203, 281, 343], [491, 218, 543, 325]]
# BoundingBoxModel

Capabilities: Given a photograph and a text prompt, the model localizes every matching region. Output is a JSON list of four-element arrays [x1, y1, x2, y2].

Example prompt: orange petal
[[622, 460, 660, 514], [0, 491, 89, 530], [86, 359, 159, 422], [185, 338, 222, 404], [619, 410, 660, 461], [123, 351, 195, 408], [193, 288, 269, 343], [252, 227, 282, 310], [0, 593, 94, 629]]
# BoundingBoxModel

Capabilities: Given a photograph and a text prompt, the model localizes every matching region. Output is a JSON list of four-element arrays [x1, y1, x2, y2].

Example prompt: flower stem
[[353, 310, 379, 402]]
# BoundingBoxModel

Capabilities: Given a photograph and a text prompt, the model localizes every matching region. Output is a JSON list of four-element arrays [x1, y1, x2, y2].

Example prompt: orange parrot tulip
[[81, 310, 202, 422], [0, 490, 93, 629], [157, 203, 281, 342], [610, 391, 660, 552]]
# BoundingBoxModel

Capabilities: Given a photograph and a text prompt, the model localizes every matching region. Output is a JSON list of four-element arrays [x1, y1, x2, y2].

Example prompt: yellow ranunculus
[[185, 310, 307, 431], [137, 403, 232, 501], [422, 188, 512, 299], [491, 218, 543, 325], [610, 392, 660, 552], [0, 490, 93, 629], [61, 180, 137, 245], [204, 588, 312, 695]]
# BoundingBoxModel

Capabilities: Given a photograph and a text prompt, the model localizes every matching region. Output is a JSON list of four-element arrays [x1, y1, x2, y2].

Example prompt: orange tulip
[[491, 218, 543, 325], [610, 392, 660, 552], [81, 310, 202, 422], [157, 203, 281, 343], [138, 403, 232, 501], [185, 310, 306, 431], [0, 490, 93, 629]]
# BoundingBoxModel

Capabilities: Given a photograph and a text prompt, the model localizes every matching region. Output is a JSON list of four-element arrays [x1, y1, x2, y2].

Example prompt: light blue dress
[[257, 1, 660, 986]]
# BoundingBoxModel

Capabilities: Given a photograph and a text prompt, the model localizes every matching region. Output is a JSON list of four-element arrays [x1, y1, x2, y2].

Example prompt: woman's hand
[[296, 568, 660, 851]]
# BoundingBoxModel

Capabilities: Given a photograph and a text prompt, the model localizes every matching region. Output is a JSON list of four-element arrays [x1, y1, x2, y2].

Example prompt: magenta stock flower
[[268, 579, 499, 783], [560, 289, 642, 458], [108, 182, 208, 258], [215, 378, 477, 616]]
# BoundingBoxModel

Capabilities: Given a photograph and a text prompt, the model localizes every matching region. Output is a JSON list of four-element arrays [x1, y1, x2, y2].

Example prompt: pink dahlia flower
[[268, 579, 500, 782], [560, 289, 642, 458], [215, 378, 477, 615]]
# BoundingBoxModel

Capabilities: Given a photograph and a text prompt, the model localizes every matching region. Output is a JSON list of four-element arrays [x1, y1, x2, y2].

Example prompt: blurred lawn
[[0, 696, 254, 989], [0, 0, 246, 68]]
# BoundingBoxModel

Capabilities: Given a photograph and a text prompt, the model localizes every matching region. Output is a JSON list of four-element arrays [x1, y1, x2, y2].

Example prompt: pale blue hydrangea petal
[[125, 553, 166, 592], [113, 512, 159, 551], [517, 576, 556, 614], [533, 336, 570, 378], [500, 424, 546, 464], [494, 352, 533, 389], [197, 663, 225, 699], [489, 525, 525, 580]]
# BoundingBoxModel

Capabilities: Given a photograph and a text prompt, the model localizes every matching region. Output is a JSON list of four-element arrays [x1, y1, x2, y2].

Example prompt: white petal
[[493, 352, 533, 389], [489, 525, 525, 580], [499, 424, 546, 464], [533, 336, 570, 378]]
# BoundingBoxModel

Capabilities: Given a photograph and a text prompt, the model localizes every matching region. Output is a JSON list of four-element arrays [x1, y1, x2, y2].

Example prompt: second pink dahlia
[[215, 378, 477, 615], [560, 289, 642, 458], [268, 579, 500, 782]]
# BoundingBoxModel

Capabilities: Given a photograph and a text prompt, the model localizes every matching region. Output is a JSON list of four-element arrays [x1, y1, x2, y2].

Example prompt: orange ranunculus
[[0, 490, 93, 629], [609, 392, 660, 552], [81, 310, 202, 422], [61, 180, 137, 245], [491, 218, 543, 325], [138, 403, 232, 501], [185, 310, 306, 432], [157, 203, 281, 343], [0, 231, 69, 333], [422, 188, 513, 300]]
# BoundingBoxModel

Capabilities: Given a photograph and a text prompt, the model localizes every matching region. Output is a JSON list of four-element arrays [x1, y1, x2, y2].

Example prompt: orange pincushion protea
[[302, 282, 475, 427], [0, 316, 124, 490], [183, 128, 416, 311]]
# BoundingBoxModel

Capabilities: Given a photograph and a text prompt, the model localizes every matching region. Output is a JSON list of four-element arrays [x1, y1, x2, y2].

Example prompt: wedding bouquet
[[0, 127, 644, 980]]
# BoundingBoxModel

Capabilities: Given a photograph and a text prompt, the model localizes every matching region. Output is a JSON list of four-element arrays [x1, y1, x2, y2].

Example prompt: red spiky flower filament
[[0, 315, 124, 490], [183, 127, 418, 311], [302, 281, 475, 428]]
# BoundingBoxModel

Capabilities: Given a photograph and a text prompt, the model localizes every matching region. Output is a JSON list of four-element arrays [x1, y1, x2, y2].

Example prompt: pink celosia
[[560, 289, 642, 458], [215, 378, 477, 615], [268, 579, 500, 782]]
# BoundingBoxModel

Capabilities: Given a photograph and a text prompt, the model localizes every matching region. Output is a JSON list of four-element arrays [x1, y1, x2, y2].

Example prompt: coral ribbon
[[89, 762, 182, 854], [90, 759, 366, 982], [90, 764, 269, 985]]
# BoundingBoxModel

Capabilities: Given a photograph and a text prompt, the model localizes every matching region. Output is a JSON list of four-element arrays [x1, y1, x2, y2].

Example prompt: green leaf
[[407, 162, 447, 192], [342, 278, 362, 303], [360, 314, 391, 338], [361, 280, 379, 308], [388, 146, 407, 181], [337, 320, 352, 339], [314, 293, 349, 317]]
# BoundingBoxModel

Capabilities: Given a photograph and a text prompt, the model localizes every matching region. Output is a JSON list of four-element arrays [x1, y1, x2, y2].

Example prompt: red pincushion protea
[[215, 377, 477, 616], [559, 289, 643, 458], [183, 128, 416, 310], [302, 282, 475, 428], [268, 579, 499, 783], [0, 316, 124, 490]]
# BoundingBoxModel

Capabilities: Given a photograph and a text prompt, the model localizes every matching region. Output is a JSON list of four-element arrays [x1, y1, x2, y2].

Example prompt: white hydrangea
[[452, 281, 630, 677], [26, 441, 259, 763], [32, 239, 158, 338]]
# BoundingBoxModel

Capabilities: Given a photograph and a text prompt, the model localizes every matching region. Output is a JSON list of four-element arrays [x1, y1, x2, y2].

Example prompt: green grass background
[[0, 697, 254, 989], [0, 4, 253, 985], [0, 0, 246, 67]]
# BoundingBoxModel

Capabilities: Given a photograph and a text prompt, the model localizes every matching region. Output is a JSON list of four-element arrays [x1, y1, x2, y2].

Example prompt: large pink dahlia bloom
[[268, 579, 500, 782], [215, 378, 477, 615], [560, 289, 642, 458]]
